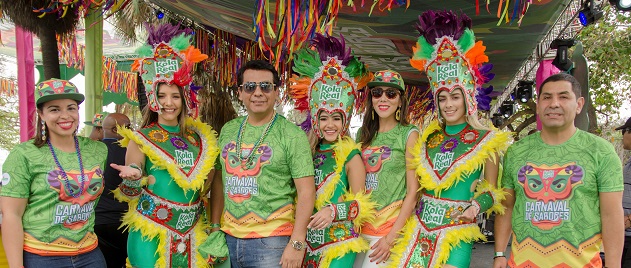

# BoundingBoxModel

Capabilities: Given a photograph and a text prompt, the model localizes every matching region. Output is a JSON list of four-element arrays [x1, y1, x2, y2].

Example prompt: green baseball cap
[[367, 70, 405, 91], [84, 112, 108, 127], [35, 79, 85, 106]]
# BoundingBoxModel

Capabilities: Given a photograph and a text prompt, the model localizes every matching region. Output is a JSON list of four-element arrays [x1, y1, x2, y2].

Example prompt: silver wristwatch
[[289, 240, 306, 251]]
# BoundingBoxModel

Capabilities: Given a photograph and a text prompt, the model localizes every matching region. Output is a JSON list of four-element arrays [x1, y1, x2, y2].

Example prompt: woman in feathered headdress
[[289, 33, 376, 268], [387, 10, 511, 268], [109, 23, 227, 268]]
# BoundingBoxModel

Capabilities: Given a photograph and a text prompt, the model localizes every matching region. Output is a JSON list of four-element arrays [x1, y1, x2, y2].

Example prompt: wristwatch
[[289, 240, 306, 251]]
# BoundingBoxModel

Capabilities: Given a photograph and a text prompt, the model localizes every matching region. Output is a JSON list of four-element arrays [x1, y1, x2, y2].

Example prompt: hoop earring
[[395, 108, 401, 121], [41, 120, 46, 141]]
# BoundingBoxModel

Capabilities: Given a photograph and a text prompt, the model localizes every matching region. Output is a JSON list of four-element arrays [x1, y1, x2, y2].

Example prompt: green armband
[[473, 191, 494, 213], [332, 200, 359, 222]]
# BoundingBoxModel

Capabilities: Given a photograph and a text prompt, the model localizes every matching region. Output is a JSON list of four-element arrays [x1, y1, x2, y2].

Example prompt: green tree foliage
[[578, 6, 631, 123]]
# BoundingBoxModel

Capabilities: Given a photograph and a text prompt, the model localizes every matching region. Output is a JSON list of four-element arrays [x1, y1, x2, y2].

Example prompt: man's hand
[[279, 243, 305, 268], [493, 256, 508, 268]]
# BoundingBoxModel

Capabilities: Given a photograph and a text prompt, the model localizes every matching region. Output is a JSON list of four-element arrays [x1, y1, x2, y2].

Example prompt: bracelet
[[494, 251, 505, 258], [326, 204, 336, 219], [129, 163, 143, 179], [471, 200, 482, 215], [210, 223, 221, 229]]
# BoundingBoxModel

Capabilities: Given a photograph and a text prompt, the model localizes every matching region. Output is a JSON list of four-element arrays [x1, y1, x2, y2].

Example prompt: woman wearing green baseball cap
[[354, 70, 420, 267], [1, 78, 108, 268]]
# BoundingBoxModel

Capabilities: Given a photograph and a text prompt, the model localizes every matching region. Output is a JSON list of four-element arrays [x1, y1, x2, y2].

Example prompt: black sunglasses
[[240, 82, 276, 94], [622, 128, 631, 134], [371, 88, 400, 100]]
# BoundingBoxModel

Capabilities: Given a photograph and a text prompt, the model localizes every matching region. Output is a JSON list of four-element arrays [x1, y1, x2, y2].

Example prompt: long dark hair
[[358, 88, 410, 149], [139, 83, 189, 136]]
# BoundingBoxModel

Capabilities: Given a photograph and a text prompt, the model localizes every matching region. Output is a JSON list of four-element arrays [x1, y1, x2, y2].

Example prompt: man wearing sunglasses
[[94, 113, 131, 268], [617, 117, 631, 266], [214, 60, 315, 268]]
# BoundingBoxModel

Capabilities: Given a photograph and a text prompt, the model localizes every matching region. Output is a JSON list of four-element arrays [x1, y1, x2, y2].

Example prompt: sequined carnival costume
[[289, 34, 376, 268], [388, 11, 510, 268]]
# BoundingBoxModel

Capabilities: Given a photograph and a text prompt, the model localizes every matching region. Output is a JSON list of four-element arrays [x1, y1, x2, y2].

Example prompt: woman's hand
[[369, 233, 395, 264], [110, 163, 142, 180], [307, 206, 334, 230], [456, 204, 480, 223]]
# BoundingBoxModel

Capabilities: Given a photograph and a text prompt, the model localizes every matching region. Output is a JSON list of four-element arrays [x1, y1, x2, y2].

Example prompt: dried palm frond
[[110, 0, 157, 44]]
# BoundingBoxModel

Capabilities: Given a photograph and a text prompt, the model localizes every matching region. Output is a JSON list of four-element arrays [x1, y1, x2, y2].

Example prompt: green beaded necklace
[[236, 112, 278, 167]]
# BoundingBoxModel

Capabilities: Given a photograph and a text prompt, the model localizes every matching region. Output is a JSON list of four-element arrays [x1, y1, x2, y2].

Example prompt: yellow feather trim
[[319, 236, 370, 268], [473, 179, 507, 215], [434, 225, 487, 266], [387, 217, 418, 268], [119, 198, 210, 268], [344, 190, 377, 231], [411, 120, 511, 195], [112, 177, 148, 203], [118, 118, 219, 192], [388, 218, 486, 268], [314, 136, 360, 209]]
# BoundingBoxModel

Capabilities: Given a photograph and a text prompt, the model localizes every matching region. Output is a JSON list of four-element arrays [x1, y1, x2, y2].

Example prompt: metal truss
[[490, 0, 588, 113]]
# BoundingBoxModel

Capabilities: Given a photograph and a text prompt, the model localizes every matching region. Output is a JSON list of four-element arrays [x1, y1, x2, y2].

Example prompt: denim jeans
[[226, 235, 289, 268], [23, 247, 106, 268]]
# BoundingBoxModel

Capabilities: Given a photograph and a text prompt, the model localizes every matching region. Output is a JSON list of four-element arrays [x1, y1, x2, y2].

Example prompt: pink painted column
[[16, 27, 36, 142], [535, 60, 560, 130]]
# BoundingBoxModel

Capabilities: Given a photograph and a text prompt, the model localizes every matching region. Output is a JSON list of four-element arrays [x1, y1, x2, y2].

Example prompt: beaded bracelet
[[210, 223, 221, 229], [326, 204, 336, 219], [470, 200, 482, 215], [129, 163, 143, 179]]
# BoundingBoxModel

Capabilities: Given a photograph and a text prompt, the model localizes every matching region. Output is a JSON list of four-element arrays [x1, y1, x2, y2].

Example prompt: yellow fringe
[[410, 120, 511, 195], [387, 217, 418, 268], [388, 218, 486, 268], [344, 190, 377, 231], [319, 236, 370, 267], [119, 198, 210, 268], [473, 179, 507, 215], [314, 136, 360, 209], [118, 118, 219, 192], [434, 225, 487, 265], [112, 177, 148, 202]]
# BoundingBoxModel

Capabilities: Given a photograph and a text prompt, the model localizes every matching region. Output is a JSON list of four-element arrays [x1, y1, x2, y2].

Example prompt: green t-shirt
[[357, 123, 419, 236], [502, 130, 623, 267], [218, 115, 315, 238], [1, 137, 107, 255]]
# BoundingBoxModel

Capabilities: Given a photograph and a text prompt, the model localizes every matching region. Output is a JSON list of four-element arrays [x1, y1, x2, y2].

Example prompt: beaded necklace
[[47, 136, 86, 198], [236, 112, 278, 167]]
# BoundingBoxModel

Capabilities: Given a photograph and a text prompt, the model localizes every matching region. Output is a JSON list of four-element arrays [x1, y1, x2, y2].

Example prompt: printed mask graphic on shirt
[[47, 166, 104, 229], [361, 146, 392, 192], [517, 163, 584, 230], [222, 141, 272, 203]]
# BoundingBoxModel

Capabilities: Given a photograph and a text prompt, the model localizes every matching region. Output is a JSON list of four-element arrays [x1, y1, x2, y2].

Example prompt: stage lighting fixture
[[492, 113, 504, 128], [551, 39, 576, 72], [500, 102, 515, 119], [516, 81, 534, 104], [579, 0, 604, 26], [609, 0, 631, 11]]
